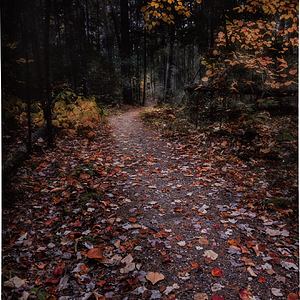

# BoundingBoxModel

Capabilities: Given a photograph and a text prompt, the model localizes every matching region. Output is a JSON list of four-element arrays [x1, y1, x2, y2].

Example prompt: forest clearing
[[1, 0, 299, 299]]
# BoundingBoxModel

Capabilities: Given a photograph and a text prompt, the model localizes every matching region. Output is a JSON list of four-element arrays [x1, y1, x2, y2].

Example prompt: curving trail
[[2, 107, 298, 300], [107, 108, 298, 299]]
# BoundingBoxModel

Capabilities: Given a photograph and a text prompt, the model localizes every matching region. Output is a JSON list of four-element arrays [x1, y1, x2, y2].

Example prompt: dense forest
[[2, 0, 299, 299], [2, 0, 298, 149]]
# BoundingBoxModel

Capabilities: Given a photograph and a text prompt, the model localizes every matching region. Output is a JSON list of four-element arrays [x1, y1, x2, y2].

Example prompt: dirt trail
[[2, 108, 298, 300], [107, 108, 298, 299]]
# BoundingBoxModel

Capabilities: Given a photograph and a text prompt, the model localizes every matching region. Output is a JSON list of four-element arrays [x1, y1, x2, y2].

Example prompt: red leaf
[[287, 293, 299, 300], [212, 296, 225, 300], [258, 276, 266, 283], [72, 220, 82, 227], [45, 277, 60, 285], [239, 288, 252, 300], [211, 267, 223, 277], [96, 280, 106, 287], [53, 262, 65, 276]]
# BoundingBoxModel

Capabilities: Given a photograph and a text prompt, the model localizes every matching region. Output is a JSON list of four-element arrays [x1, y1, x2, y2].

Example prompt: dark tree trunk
[[25, 48, 32, 154], [63, 0, 78, 91], [165, 27, 175, 102], [110, 5, 121, 52], [120, 0, 132, 104], [44, 0, 53, 147], [21, 11, 32, 154], [142, 28, 147, 106]]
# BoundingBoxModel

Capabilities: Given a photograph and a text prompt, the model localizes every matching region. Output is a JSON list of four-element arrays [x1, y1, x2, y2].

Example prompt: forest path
[[2, 108, 298, 300], [106, 108, 298, 299]]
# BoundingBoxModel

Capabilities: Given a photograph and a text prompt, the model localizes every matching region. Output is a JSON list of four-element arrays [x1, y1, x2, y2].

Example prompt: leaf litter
[[2, 108, 298, 299]]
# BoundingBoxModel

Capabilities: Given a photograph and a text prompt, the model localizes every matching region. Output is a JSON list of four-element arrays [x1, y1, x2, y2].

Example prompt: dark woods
[[1, 0, 298, 159], [2, 0, 240, 149]]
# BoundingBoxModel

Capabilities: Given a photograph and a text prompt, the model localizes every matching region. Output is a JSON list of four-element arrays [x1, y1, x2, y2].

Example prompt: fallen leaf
[[128, 217, 137, 223], [211, 283, 224, 292], [120, 261, 135, 274], [96, 280, 106, 287], [146, 272, 165, 285], [190, 261, 200, 270], [239, 288, 252, 300], [211, 267, 223, 277], [212, 296, 225, 300], [53, 262, 65, 276], [241, 257, 255, 266], [281, 261, 298, 271], [198, 237, 209, 245], [87, 247, 104, 259], [228, 239, 239, 246], [271, 288, 283, 297], [45, 277, 60, 285], [58, 275, 69, 291], [177, 241, 186, 247], [247, 266, 257, 277], [287, 293, 299, 300], [258, 276, 266, 283], [19, 291, 30, 300], [265, 228, 281, 236], [121, 254, 134, 264], [102, 254, 122, 266], [164, 283, 179, 295], [36, 262, 47, 270], [178, 271, 190, 280], [203, 250, 218, 260], [194, 293, 208, 300], [4, 276, 26, 288]]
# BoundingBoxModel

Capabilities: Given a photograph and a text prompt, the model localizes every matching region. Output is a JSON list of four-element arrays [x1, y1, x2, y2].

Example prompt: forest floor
[[2, 107, 299, 300]]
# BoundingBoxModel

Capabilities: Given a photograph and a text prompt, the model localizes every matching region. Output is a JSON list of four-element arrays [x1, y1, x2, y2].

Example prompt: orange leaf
[[128, 217, 137, 223], [228, 239, 238, 246], [146, 272, 165, 285], [191, 261, 200, 270], [80, 264, 89, 274], [87, 247, 104, 259]]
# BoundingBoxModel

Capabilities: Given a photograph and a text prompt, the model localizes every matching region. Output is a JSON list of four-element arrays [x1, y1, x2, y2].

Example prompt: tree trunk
[[120, 0, 132, 104], [142, 28, 147, 106], [164, 27, 175, 102], [44, 0, 53, 147], [21, 12, 32, 154]]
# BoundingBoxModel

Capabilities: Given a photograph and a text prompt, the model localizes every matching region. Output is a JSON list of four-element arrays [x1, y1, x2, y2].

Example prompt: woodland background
[[1, 0, 298, 210]]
